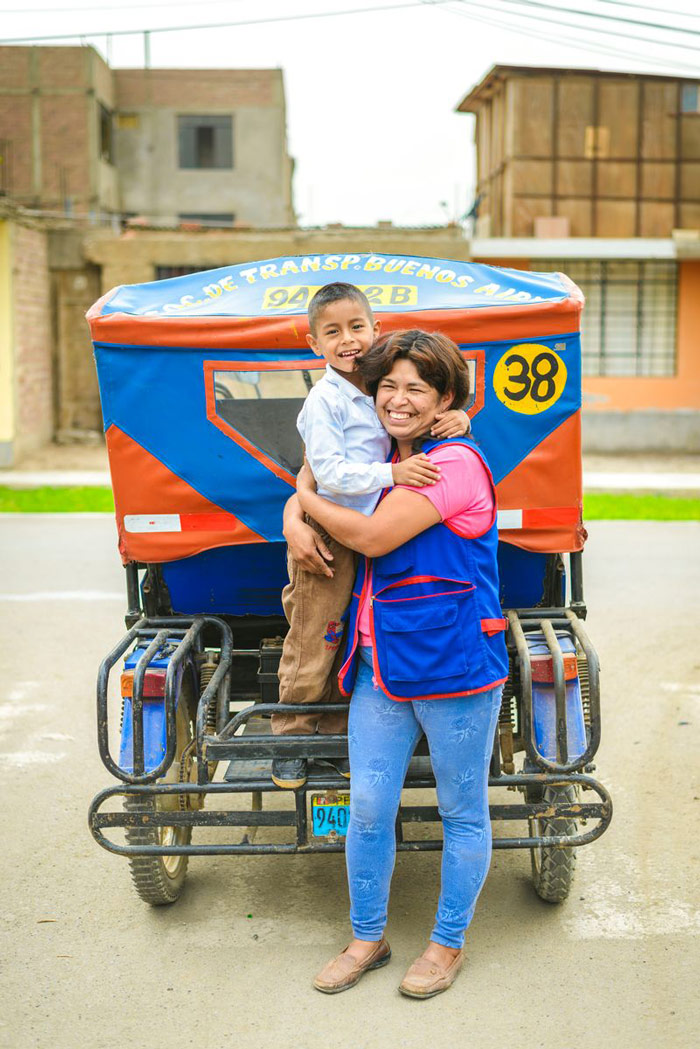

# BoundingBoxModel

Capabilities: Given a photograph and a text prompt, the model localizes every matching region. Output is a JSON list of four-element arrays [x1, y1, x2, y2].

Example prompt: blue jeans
[[346, 647, 502, 949]]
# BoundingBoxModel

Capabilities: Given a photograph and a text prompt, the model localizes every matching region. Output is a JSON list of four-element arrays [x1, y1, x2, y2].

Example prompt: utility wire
[[1, 0, 256, 11], [494, 0, 700, 37], [454, 0, 700, 52], [443, 1, 700, 72], [592, 0, 700, 20], [0, 0, 450, 43], [4, 0, 698, 24], [2, 0, 699, 43]]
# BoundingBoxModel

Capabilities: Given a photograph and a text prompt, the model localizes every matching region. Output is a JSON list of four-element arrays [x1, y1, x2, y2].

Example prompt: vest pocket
[[374, 585, 475, 688]]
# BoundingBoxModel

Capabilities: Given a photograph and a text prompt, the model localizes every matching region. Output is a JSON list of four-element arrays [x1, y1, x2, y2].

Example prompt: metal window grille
[[178, 115, 233, 169], [178, 213, 235, 227], [541, 259, 678, 377]]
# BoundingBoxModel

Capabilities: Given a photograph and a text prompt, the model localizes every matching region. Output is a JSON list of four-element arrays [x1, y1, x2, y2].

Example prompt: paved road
[[1, 516, 698, 1049]]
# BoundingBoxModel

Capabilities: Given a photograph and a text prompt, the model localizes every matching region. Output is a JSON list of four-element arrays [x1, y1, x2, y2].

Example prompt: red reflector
[[531, 653, 578, 683], [120, 667, 167, 698]]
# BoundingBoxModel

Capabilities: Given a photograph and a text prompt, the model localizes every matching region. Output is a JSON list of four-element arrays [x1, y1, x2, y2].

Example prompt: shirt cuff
[[376, 462, 394, 489]]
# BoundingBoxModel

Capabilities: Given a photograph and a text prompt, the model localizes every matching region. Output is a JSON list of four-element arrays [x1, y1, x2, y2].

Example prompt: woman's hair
[[358, 329, 470, 411]]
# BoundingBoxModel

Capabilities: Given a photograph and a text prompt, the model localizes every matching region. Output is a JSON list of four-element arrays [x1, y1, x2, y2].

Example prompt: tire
[[124, 795, 191, 906], [529, 783, 578, 904], [124, 673, 198, 906]]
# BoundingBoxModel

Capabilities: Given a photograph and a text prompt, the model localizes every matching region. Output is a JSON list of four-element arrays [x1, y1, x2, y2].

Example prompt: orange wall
[[474, 256, 700, 412]]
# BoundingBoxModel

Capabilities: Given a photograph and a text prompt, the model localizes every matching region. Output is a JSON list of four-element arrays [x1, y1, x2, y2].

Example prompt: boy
[[270, 282, 469, 788]]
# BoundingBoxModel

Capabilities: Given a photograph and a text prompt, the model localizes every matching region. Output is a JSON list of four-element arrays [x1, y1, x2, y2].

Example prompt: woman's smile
[[376, 359, 452, 444]]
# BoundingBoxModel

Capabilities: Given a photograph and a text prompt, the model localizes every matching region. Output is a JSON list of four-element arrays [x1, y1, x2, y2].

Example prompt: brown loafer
[[398, 949, 463, 999], [313, 938, 391, 994]]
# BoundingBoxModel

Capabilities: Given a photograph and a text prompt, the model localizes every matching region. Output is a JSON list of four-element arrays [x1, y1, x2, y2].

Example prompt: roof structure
[[456, 63, 700, 112]]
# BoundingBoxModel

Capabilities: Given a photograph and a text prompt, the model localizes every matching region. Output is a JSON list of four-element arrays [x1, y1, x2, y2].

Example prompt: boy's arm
[[296, 466, 440, 558], [302, 394, 394, 495]]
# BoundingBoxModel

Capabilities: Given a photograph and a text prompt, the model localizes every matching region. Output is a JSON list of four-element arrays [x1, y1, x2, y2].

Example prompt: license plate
[[311, 792, 350, 837]]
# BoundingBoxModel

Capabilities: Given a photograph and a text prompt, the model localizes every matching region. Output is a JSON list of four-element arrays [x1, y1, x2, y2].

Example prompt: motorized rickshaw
[[87, 252, 612, 907]]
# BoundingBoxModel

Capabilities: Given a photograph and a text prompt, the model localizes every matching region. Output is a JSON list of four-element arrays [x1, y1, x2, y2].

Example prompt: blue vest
[[339, 436, 509, 701]]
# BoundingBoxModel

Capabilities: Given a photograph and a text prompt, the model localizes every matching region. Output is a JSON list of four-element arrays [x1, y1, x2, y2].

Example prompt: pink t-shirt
[[357, 445, 495, 644]]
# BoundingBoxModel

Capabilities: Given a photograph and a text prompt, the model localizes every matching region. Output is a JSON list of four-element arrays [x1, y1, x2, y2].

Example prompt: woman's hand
[[431, 408, 471, 438], [392, 453, 440, 487]]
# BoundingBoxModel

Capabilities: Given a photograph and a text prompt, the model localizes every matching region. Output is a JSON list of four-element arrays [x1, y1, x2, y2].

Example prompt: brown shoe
[[398, 949, 463, 999], [313, 939, 391, 994]]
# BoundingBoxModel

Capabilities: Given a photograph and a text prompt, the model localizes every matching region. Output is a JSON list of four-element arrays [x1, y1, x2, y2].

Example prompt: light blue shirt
[[297, 366, 393, 516]]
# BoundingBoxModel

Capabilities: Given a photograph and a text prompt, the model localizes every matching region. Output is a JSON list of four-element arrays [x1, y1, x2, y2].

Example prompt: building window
[[178, 115, 233, 169], [541, 259, 677, 377], [680, 84, 699, 114], [99, 103, 114, 164], [178, 213, 235, 227]]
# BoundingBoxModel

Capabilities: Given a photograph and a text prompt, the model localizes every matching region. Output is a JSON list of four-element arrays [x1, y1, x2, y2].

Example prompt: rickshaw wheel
[[124, 794, 190, 905], [528, 783, 578, 904], [124, 674, 198, 906]]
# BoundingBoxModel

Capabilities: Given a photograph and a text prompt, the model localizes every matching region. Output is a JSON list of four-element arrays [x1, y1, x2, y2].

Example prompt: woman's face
[[375, 358, 453, 442]]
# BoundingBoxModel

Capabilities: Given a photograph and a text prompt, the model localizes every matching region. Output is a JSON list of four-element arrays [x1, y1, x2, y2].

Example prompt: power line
[[454, 0, 700, 52], [1, 0, 248, 12], [2, 0, 696, 17], [443, 1, 700, 72], [0, 0, 450, 43], [5, 0, 698, 24], [496, 0, 700, 37], [592, 0, 700, 21]]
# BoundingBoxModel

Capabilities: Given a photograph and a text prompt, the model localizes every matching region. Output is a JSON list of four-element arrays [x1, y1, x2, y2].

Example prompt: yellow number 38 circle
[[493, 343, 567, 415]]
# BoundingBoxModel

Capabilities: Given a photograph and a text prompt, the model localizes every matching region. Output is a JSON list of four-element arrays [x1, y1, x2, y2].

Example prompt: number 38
[[493, 344, 567, 416]]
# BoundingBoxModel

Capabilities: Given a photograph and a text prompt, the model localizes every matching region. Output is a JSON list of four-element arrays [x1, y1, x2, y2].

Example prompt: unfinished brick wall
[[0, 45, 113, 210], [12, 222, 54, 457], [40, 95, 91, 205], [114, 69, 280, 109], [0, 95, 33, 199]]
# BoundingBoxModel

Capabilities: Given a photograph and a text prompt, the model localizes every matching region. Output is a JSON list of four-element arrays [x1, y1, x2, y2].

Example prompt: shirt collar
[[324, 364, 373, 403]]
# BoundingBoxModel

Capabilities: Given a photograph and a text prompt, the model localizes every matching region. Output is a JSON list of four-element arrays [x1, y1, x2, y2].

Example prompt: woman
[[285, 330, 509, 999]]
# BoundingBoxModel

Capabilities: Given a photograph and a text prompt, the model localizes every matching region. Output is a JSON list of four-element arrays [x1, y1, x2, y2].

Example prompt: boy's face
[[307, 298, 380, 376]]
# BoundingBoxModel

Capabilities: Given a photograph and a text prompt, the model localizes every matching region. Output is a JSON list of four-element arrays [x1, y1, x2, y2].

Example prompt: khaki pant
[[271, 519, 357, 736]]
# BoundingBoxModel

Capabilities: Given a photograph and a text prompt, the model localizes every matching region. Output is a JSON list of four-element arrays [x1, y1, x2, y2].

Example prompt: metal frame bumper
[[89, 769, 612, 857]]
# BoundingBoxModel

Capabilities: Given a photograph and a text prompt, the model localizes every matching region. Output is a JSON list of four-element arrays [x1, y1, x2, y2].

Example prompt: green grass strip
[[584, 492, 700, 521], [0, 485, 115, 512], [0, 486, 698, 521]]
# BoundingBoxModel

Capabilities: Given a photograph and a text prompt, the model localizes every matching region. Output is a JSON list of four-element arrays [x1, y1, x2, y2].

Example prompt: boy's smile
[[307, 298, 380, 388]]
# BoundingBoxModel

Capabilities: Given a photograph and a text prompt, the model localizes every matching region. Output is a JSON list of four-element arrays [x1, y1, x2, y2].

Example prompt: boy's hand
[[392, 453, 440, 488], [431, 409, 471, 438], [284, 514, 334, 577]]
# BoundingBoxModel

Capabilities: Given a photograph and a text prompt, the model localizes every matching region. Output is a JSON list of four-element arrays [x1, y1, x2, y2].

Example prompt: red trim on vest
[[481, 617, 509, 636]]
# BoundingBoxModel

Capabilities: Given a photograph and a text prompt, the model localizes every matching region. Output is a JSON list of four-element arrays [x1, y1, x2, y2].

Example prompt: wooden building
[[457, 65, 700, 239]]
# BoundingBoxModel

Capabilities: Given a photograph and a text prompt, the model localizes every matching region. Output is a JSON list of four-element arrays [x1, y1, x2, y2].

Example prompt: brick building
[[458, 65, 700, 452], [0, 45, 295, 227], [457, 64, 700, 239], [0, 200, 54, 465]]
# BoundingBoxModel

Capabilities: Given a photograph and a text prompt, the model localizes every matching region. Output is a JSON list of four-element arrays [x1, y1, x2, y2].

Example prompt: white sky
[[1, 0, 698, 227]]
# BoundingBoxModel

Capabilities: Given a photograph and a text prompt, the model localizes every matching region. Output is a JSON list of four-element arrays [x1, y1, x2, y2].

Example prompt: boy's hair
[[307, 282, 374, 335], [358, 329, 470, 411]]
